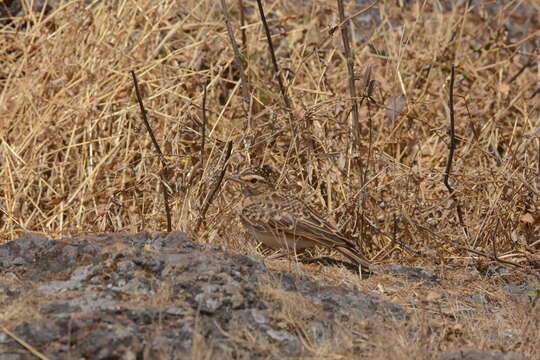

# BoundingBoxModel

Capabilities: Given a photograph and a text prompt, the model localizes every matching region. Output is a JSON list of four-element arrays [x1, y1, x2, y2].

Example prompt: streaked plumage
[[227, 166, 370, 270]]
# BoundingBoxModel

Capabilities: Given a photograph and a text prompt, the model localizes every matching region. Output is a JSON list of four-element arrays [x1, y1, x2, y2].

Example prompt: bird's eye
[[250, 178, 257, 183]]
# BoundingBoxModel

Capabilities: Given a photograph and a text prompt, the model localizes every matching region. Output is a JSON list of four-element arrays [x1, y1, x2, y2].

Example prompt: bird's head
[[227, 165, 277, 196]]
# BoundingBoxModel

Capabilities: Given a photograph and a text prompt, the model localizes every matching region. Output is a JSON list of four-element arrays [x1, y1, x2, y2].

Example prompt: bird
[[227, 165, 370, 270]]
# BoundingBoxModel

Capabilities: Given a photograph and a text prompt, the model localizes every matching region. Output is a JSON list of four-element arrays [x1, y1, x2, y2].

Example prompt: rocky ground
[[0, 233, 536, 359]]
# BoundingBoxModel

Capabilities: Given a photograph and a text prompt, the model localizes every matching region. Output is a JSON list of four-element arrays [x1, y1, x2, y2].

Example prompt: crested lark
[[227, 166, 370, 270]]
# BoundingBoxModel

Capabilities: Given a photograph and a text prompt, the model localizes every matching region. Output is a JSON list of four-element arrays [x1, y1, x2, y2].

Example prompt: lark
[[227, 165, 370, 270]]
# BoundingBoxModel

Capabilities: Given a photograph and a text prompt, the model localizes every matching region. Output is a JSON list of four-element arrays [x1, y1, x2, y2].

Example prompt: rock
[[381, 264, 442, 284], [0, 232, 406, 359]]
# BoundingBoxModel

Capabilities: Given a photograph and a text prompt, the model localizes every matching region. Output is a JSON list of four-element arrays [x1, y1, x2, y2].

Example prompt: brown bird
[[227, 165, 370, 270]]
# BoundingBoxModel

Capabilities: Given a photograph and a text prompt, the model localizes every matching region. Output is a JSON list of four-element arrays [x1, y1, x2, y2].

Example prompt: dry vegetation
[[1, 0, 539, 358]]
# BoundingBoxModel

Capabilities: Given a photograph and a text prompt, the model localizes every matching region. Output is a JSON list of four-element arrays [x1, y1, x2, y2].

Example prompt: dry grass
[[1, 0, 539, 358]]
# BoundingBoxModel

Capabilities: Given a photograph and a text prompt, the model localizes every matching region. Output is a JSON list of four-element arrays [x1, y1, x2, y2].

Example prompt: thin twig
[[458, 245, 523, 268], [530, 86, 540, 100], [337, 0, 361, 151], [255, 0, 293, 113], [201, 81, 208, 169], [490, 218, 499, 259], [237, 0, 247, 50], [329, 0, 379, 36], [131, 70, 172, 233], [196, 140, 233, 232], [363, 215, 440, 262], [220, 0, 251, 113], [406, 212, 522, 268], [1, 326, 49, 360], [538, 138, 540, 177], [508, 60, 533, 84], [131, 72, 163, 159], [295, 0, 379, 66], [443, 65, 468, 238]]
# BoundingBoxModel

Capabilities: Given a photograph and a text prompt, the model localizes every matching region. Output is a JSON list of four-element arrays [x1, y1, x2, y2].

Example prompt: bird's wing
[[240, 193, 370, 268], [238, 201, 269, 233], [264, 193, 358, 249]]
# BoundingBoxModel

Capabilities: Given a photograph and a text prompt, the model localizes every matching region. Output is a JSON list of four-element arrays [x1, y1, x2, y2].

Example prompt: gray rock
[[381, 264, 442, 284], [0, 232, 407, 359]]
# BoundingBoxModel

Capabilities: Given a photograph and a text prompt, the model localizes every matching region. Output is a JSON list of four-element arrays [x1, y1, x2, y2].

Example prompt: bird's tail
[[336, 246, 371, 271]]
